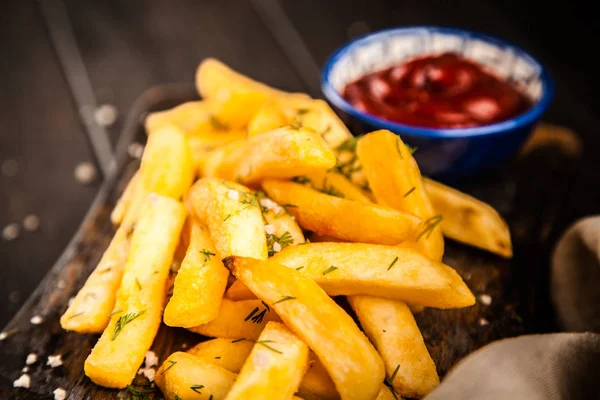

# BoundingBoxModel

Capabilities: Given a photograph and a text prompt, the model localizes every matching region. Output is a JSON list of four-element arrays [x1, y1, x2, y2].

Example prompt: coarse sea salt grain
[[145, 351, 158, 368], [26, 353, 37, 365], [54, 388, 67, 400], [264, 224, 276, 235], [272, 242, 282, 253], [259, 198, 277, 210], [13, 374, 30, 388], [30, 315, 43, 325], [143, 368, 155, 382], [2, 223, 20, 241], [22, 366, 29, 373], [479, 318, 490, 326], [227, 190, 240, 200], [47, 354, 63, 368], [479, 294, 492, 306]]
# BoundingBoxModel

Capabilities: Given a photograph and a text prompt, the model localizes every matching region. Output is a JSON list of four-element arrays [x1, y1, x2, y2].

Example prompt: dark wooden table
[[0, 0, 598, 394]]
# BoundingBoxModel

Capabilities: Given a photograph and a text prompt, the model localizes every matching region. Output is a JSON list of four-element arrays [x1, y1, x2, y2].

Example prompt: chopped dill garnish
[[296, 108, 311, 116], [209, 395, 214, 400], [231, 338, 245, 343], [112, 310, 146, 340], [274, 203, 297, 218], [199, 249, 216, 263], [336, 137, 359, 153], [320, 125, 332, 139], [387, 256, 399, 271], [244, 307, 259, 322], [160, 360, 177, 375], [416, 215, 443, 241], [190, 385, 204, 394], [273, 296, 296, 305], [407, 144, 418, 154], [124, 382, 158, 399], [109, 308, 123, 317], [0, 327, 19, 340], [396, 137, 404, 159], [403, 187, 416, 198], [98, 267, 112, 274], [255, 340, 283, 354], [292, 176, 311, 185], [174, 395, 182, 400], [383, 364, 401, 400], [333, 154, 362, 180], [209, 115, 228, 131], [316, 178, 345, 198], [322, 266, 338, 275], [295, 266, 305, 270], [214, 356, 221, 359], [267, 231, 293, 256], [224, 214, 232, 222], [244, 301, 271, 324], [68, 311, 85, 319], [135, 278, 142, 291]]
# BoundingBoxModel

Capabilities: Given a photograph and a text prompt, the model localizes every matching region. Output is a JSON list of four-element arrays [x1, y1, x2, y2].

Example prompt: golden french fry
[[225, 322, 309, 400], [348, 296, 439, 398], [187, 178, 268, 259], [122, 124, 194, 228], [298, 355, 340, 400], [188, 298, 280, 340], [187, 337, 255, 373], [111, 171, 139, 226], [202, 127, 336, 186], [225, 256, 385, 400], [155, 352, 237, 400], [262, 180, 421, 245], [213, 92, 268, 129], [357, 130, 444, 260], [298, 170, 373, 203], [60, 226, 130, 333], [423, 178, 513, 258], [85, 195, 186, 388], [164, 220, 229, 328], [198, 139, 247, 179], [226, 279, 257, 301], [188, 130, 247, 170], [145, 100, 215, 136], [247, 101, 288, 137], [268, 242, 474, 308], [196, 58, 310, 102]]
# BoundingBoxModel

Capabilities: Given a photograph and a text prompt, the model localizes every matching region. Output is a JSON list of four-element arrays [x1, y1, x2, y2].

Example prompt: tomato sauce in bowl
[[342, 52, 533, 129]]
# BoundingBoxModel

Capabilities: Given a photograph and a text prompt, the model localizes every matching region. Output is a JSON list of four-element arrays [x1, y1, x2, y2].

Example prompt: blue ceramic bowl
[[322, 26, 554, 178]]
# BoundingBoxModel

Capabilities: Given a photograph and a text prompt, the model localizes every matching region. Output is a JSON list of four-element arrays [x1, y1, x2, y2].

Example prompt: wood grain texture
[[0, 85, 581, 398]]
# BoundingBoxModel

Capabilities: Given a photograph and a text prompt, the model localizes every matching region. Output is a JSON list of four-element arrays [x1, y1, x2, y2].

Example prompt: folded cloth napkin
[[424, 216, 600, 399]]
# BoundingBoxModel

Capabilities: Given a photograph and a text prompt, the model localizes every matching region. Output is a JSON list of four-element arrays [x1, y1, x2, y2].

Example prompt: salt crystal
[[272, 242, 282, 253], [23, 214, 40, 232], [128, 142, 144, 159], [227, 190, 240, 200], [26, 353, 37, 365], [57, 280, 65, 289], [68, 297, 75, 306], [30, 315, 43, 325], [74, 162, 97, 185], [145, 351, 158, 368], [264, 224, 276, 235], [479, 294, 492, 306], [47, 354, 63, 368], [259, 198, 277, 210], [2, 223, 20, 241], [54, 388, 67, 400], [143, 368, 155, 382], [479, 318, 490, 326], [13, 374, 30, 388], [94, 104, 118, 127], [0, 332, 6, 341], [22, 366, 29, 372]]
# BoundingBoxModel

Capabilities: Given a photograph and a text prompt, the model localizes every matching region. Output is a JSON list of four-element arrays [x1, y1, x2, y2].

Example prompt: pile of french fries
[[60, 58, 513, 400]]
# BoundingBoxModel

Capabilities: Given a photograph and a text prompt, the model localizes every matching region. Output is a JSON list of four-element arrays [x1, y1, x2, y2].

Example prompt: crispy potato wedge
[[298, 355, 340, 400], [247, 101, 288, 136], [188, 178, 268, 259], [188, 298, 280, 340], [348, 296, 439, 398], [155, 352, 237, 400], [225, 322, 309, 400], [298, 170, 373, 203], [164, 220, 229, 328], [202, 127, 336, 186], [357, 130, 444, 260], [187, 337, 255, 373], [111, 170, 139, 226], [262, 180, 421, 245], [269, 242, 474, 308], [85, 195, 186, 388], [198, 139, 247, 179], [225, 256, 385, 400], [122, 124, 194, 228], [213, 91, 268, 129], [196, 58, 310, 102], [60, 226, 130, 333], [145, 100, 215, 136], [423, 178, 513, 258]]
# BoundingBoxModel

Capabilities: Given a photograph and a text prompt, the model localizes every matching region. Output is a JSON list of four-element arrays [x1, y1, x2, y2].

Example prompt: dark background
[[1, 0, 598, 328]]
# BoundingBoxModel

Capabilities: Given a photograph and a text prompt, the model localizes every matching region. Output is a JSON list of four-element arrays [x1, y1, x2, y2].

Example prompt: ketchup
[[342, 52, 533, 128]]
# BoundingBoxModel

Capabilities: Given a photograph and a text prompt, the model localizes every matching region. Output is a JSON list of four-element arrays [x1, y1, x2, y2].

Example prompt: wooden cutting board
[[0, 84, 582, 399]]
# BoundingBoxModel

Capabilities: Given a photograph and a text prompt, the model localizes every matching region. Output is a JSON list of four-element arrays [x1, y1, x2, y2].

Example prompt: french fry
[[271, 242, 474, 308], [188, 298, 280, 340], [202, 127, 336, 186], [247, 101, 288, 136], [225, 322, 309, 400], [357, 130, 444, 260], [225, 256, 385, 400], [85, 195, 186, 388], [188, 130, 247, 170], [298, 170, 373, 203], [198, 139, 247, 179], [213, 92, 268, 129], [423, 178, 513, 258], [145, 100, 215, 136], [262, 180, 421, 245], [298, 354, 340, 400], [262, 195, 306, 254], [187, 337, 255, 373], [60, 226, 130, 333], [348, 296, 439, 398], [376, 386, 401, 400], [187, 178, 268, 259], [155, 352, 237, 400], [122, 124, 194, 228], [196, 58, 310, 103], [226, 279, 257, 301], [111, 170, 139, 226], [163, 220, 229, 328]]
